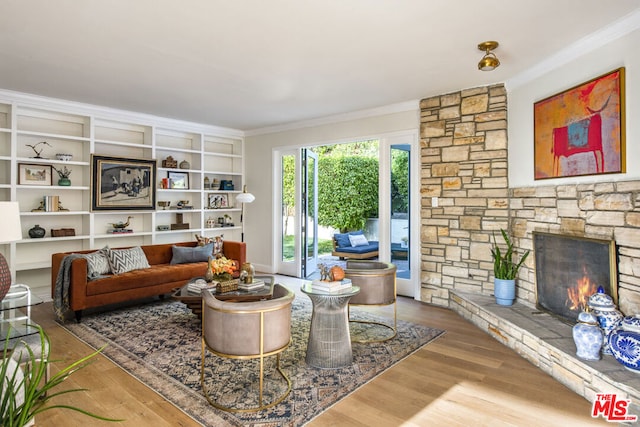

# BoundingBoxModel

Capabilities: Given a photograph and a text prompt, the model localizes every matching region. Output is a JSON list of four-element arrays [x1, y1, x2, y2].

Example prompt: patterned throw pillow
[[83, 247, 111, 279], [107, 246, 150, 274], [194, 234, 224, 258]]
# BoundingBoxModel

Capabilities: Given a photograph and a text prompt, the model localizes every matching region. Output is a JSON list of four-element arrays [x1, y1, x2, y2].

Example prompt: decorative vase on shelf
[[573, 310, 603, 361], [58, 177, 71, 186], [28, 224, 45, 238], [494, 278, 516, 306]]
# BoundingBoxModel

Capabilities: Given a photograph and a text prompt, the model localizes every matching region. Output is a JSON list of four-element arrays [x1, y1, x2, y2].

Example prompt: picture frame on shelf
[[168, 171, 189, 189], [534, 67, 625, 179], [208, 193, 229, 209], [18, 163, 52, 186], [91, 154, 157, 211]]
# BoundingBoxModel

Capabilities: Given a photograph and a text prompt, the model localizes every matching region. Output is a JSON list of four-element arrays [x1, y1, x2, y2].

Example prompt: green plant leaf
[[2, 324, 124, 425]]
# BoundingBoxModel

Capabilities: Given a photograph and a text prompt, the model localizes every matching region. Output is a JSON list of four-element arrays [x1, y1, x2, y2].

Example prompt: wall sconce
[[477, 41, 500, 71]]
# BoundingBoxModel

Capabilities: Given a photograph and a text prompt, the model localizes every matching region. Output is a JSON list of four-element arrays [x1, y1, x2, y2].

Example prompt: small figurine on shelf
[[26, 141, 52, 158], [31, 200, 46, 212], [52, 165, 72, 186], [110, 216, 133, 229], [57, 200, 69, 212]]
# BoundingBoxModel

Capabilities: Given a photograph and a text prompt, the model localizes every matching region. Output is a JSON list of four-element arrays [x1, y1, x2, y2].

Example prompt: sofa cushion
[[170, 243, 213, 265], [82, 247, 111, 278], [349, 234, 369, 247], [334, 242, 379, 254], [108, 246, 150, 274], [86, 262, 207, 296], [334, 230, 364, 248]]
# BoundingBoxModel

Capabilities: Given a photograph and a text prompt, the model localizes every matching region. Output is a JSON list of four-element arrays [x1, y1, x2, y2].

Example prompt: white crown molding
[[245, 99, 420, 137], [507, 8, 640, 90], [0, 88, 245, 137]]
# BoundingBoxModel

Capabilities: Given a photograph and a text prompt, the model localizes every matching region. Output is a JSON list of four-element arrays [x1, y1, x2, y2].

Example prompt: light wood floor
[[28, 276, 607, 426]]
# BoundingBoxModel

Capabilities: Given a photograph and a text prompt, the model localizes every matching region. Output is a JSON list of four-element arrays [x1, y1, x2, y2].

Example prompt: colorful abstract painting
[[534, 68, 625, 179]]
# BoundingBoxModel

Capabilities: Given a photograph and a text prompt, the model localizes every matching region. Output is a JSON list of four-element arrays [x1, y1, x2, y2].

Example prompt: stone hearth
[[451, 291, 640, 418]]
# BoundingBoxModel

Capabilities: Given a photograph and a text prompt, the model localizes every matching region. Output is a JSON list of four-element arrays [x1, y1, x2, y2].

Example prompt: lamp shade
[[478, 53, 500, 71], [236, 186, 255, 204], [0, 201, 21, 300], [0, 202, 22, 243]]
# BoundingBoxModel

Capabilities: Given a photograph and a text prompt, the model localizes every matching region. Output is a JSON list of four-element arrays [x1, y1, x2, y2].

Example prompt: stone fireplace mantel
[[450, 290, 640, 415]]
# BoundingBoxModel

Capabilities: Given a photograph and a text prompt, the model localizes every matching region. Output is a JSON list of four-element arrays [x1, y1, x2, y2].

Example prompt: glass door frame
[[275, 149, 301, 277], [379, 131, 420, 298], [301, 149, 319, 278]]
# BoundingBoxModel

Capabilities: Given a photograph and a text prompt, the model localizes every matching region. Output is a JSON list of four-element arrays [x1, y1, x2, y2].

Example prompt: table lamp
[[236, 185, 255, 243], [0, 201, 22, 300]]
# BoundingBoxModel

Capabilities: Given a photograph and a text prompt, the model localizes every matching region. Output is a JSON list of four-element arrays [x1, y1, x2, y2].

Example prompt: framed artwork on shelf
[[18, 163, 52, 186], [534, 67, 625, 179], [91, 155, 157, 211], [168, 171, 189, 189], [208, 193, 229, 209]]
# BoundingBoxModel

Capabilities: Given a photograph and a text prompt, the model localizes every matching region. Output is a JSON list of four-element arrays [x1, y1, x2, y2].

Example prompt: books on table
[[311, 278, 352, 292], [238, 279, 265, 291], [187, 279, 217, 294]]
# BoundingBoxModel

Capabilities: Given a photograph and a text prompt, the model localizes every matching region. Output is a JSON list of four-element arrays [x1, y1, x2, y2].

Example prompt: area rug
[[61, 296, 444, 426]]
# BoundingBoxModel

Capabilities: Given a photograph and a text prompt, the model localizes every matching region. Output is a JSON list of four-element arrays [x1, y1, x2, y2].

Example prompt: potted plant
[[51, 165, 72, 186], [491, 229, 530, 306], [1, 325, 122, 426]]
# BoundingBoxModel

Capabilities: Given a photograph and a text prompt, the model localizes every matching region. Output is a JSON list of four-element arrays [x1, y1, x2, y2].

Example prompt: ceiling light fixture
[[477, 41, 500, 71]]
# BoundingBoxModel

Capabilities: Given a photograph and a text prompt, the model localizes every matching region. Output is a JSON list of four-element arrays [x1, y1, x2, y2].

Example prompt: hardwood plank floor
[[27, 276, 607, 426]]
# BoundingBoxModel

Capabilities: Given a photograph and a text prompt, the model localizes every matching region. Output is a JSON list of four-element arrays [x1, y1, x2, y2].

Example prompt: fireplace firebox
[[534, 232, 617, 323]]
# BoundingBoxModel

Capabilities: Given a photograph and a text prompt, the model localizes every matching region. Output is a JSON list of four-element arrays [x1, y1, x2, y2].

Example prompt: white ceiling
[[1, 1, 639, 132]]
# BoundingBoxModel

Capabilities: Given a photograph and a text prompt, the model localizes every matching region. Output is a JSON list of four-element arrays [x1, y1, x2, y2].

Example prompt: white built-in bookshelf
[[0, 91, 245, 293]]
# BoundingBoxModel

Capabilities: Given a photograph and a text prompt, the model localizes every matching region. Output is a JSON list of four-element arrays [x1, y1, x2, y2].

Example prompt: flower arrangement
[[205, 256, 237, 282]]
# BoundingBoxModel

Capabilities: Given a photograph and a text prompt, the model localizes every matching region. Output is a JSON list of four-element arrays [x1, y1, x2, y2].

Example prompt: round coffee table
[[172, 275, 275, 319]]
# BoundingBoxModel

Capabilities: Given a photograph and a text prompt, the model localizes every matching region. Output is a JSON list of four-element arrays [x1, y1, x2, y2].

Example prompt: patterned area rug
[[61, 296, 444, 426]]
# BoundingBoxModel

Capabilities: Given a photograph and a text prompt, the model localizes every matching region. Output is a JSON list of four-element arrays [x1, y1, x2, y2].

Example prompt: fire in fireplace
[[534, 232, 617, 323]]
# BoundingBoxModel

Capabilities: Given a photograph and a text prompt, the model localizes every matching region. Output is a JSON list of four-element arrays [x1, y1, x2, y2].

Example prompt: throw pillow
[[349, 233, 369, 247], [194, 234, 224, 258], [170, 243, 214, 265], [334, 230, 364, 248], [107, 246, 150, 274], [212, 235, 223, 258], [82, 247, 111, 278]]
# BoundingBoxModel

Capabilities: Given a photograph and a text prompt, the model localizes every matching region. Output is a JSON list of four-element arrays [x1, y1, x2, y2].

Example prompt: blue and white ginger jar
[[572, 310, 603, 361], [609, 315, 640, 373], [588, 291, 623, 355]]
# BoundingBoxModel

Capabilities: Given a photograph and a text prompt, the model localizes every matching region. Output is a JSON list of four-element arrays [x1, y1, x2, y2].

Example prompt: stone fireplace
[[419, 84, 640, 413], [534, 231, 617, 324]]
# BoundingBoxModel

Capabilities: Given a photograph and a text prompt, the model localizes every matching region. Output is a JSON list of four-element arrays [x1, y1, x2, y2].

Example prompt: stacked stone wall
[[419, 84, 511, 305], [420, 84, 640, 315], [511, 181, 640, 316]]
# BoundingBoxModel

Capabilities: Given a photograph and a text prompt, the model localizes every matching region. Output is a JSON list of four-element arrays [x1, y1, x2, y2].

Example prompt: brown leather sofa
[[51, 240, 246, 322]]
